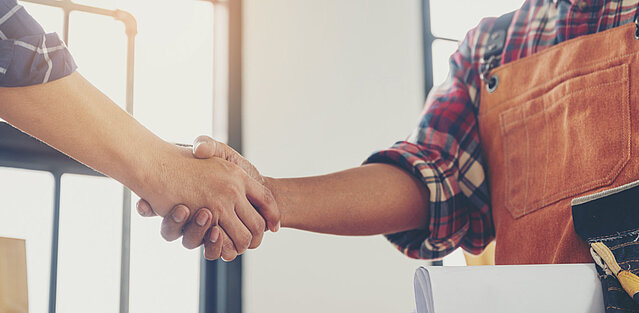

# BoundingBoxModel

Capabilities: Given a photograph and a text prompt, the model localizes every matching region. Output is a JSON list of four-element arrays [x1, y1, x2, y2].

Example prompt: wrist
[[125, 140, 184, 208]]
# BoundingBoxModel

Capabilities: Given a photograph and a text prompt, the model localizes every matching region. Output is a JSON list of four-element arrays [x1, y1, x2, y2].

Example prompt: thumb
[[245, 175, 280, 232], [193, 135, 224, 159], [192, 135, 263, 183]]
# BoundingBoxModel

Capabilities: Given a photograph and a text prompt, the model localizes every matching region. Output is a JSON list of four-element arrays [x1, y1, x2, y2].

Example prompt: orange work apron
[[478, 22, 639, 265]]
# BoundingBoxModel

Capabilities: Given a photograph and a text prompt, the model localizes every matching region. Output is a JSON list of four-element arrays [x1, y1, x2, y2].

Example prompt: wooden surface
[[0, 237, 28, 313]]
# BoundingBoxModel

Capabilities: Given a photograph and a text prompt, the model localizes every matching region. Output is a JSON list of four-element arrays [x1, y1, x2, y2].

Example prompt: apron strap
[[480, 11, 515, 81]]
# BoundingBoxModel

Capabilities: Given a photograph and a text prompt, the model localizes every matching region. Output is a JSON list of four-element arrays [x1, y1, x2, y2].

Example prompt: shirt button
[[577, 1, 588, 11]]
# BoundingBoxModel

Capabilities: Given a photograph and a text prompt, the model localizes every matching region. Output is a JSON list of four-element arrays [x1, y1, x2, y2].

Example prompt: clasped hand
[[136, 136, 278, 261]]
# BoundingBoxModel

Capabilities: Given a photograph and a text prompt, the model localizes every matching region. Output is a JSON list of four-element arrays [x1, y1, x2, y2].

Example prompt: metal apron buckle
[[481, 12, 515, 93], [480, 56, 500, 93]]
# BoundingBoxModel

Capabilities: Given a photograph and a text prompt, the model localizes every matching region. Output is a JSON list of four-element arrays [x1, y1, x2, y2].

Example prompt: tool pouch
[[572, 180, 639, 312]]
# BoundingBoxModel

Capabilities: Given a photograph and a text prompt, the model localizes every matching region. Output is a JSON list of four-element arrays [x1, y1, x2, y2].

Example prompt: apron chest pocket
[[498, 63, 631, 219]]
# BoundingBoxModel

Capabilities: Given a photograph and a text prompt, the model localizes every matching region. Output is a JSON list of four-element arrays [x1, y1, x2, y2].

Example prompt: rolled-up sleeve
[[364, 19, 496, 260], [0, 0, 77, 87]]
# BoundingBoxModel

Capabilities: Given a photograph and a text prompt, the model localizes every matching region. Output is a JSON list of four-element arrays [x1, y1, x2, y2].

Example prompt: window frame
[[2, 1, 243, 312]]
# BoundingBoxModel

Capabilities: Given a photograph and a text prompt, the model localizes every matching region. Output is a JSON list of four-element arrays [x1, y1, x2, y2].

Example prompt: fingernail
[[210, 228, 220, 243], [172, 207, 187, 223], [136, 204, 147, 217], [194, 140, 213, 152], [196, 210, 210, 226], [275, 221, 281, 232]]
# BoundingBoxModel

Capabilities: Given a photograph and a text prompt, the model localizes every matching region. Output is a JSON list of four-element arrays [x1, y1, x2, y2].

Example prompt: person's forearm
[[0, 72, 171, 200], [0, 72, 280, 254], [265, 163, 430, 235]]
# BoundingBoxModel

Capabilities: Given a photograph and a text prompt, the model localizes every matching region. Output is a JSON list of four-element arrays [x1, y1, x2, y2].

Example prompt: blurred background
[[0, 0, 522, 312]]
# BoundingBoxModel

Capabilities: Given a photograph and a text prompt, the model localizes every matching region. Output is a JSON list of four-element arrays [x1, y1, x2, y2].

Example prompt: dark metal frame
[[4, 0, 243, 312], [16, 2, 137, 313], [421, 0, 458, 96], [199, 1, 243, 312]]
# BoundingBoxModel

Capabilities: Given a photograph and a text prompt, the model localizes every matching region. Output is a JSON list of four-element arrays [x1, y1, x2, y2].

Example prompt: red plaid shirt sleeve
[[364, 18, 497, 260], [365, 0, 639, 260]]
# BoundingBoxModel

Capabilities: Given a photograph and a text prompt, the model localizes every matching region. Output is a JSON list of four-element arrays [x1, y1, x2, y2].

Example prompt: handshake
[[133, 135, 279, 261]]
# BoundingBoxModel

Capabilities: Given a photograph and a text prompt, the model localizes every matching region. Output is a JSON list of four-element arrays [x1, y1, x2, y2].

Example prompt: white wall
[[242, 1, 428, 312]]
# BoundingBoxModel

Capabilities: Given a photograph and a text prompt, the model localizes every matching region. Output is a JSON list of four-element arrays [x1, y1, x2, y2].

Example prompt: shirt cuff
[[364, 141, 465, 260]]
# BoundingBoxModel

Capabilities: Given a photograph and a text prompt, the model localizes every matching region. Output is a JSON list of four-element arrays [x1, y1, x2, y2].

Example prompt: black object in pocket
[[572, 180, 639, 313]]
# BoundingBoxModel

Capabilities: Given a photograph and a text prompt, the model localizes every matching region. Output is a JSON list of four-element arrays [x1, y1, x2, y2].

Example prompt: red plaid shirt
[[365, 0, 639, 259]]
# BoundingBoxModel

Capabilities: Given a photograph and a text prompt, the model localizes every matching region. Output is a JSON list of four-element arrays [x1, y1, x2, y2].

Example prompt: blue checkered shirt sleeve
[[0, 0, 77, 87]]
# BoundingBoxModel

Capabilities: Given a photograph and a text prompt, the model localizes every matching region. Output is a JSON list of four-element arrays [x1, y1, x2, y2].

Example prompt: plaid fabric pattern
[[365, 0, 639, 260], [0, 0, 76, 87]]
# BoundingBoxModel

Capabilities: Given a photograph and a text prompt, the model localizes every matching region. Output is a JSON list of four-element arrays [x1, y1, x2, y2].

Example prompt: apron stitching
[[498, 76, 629, 216], [618, 259, 639, 265], [488, 22, 635, 79], [542, 104, 550, 207], [523, 106, 531, 216], [544, 75, 627, 109], [481, 55, 635, 116], [607, 306, 639, 312], [499, 113, 511, 215], [590, 229, 639, 243]]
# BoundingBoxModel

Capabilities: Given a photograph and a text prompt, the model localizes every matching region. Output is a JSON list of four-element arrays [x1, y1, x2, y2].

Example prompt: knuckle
[[208, 199, 224, 211], [222, 238, 236, 251], [253, 218, 266, 234], [222, 250, 237, 261], [217, 205, 235, 221], [224, 183, 242, 197], [207, 207, 220, 222], [227, 151, 239, 164], [236, 232, 252, 253], [226, 162, 244, 176], [249, 233, 263, 249], [204, 245, 221, 260], [208, 199, 230, 216], [218, 159, 234, 171], [221, 244, 237, 261], [219, 141, 231, 151], [258, 217, 266, 230], [206, 252, 220, 261]]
